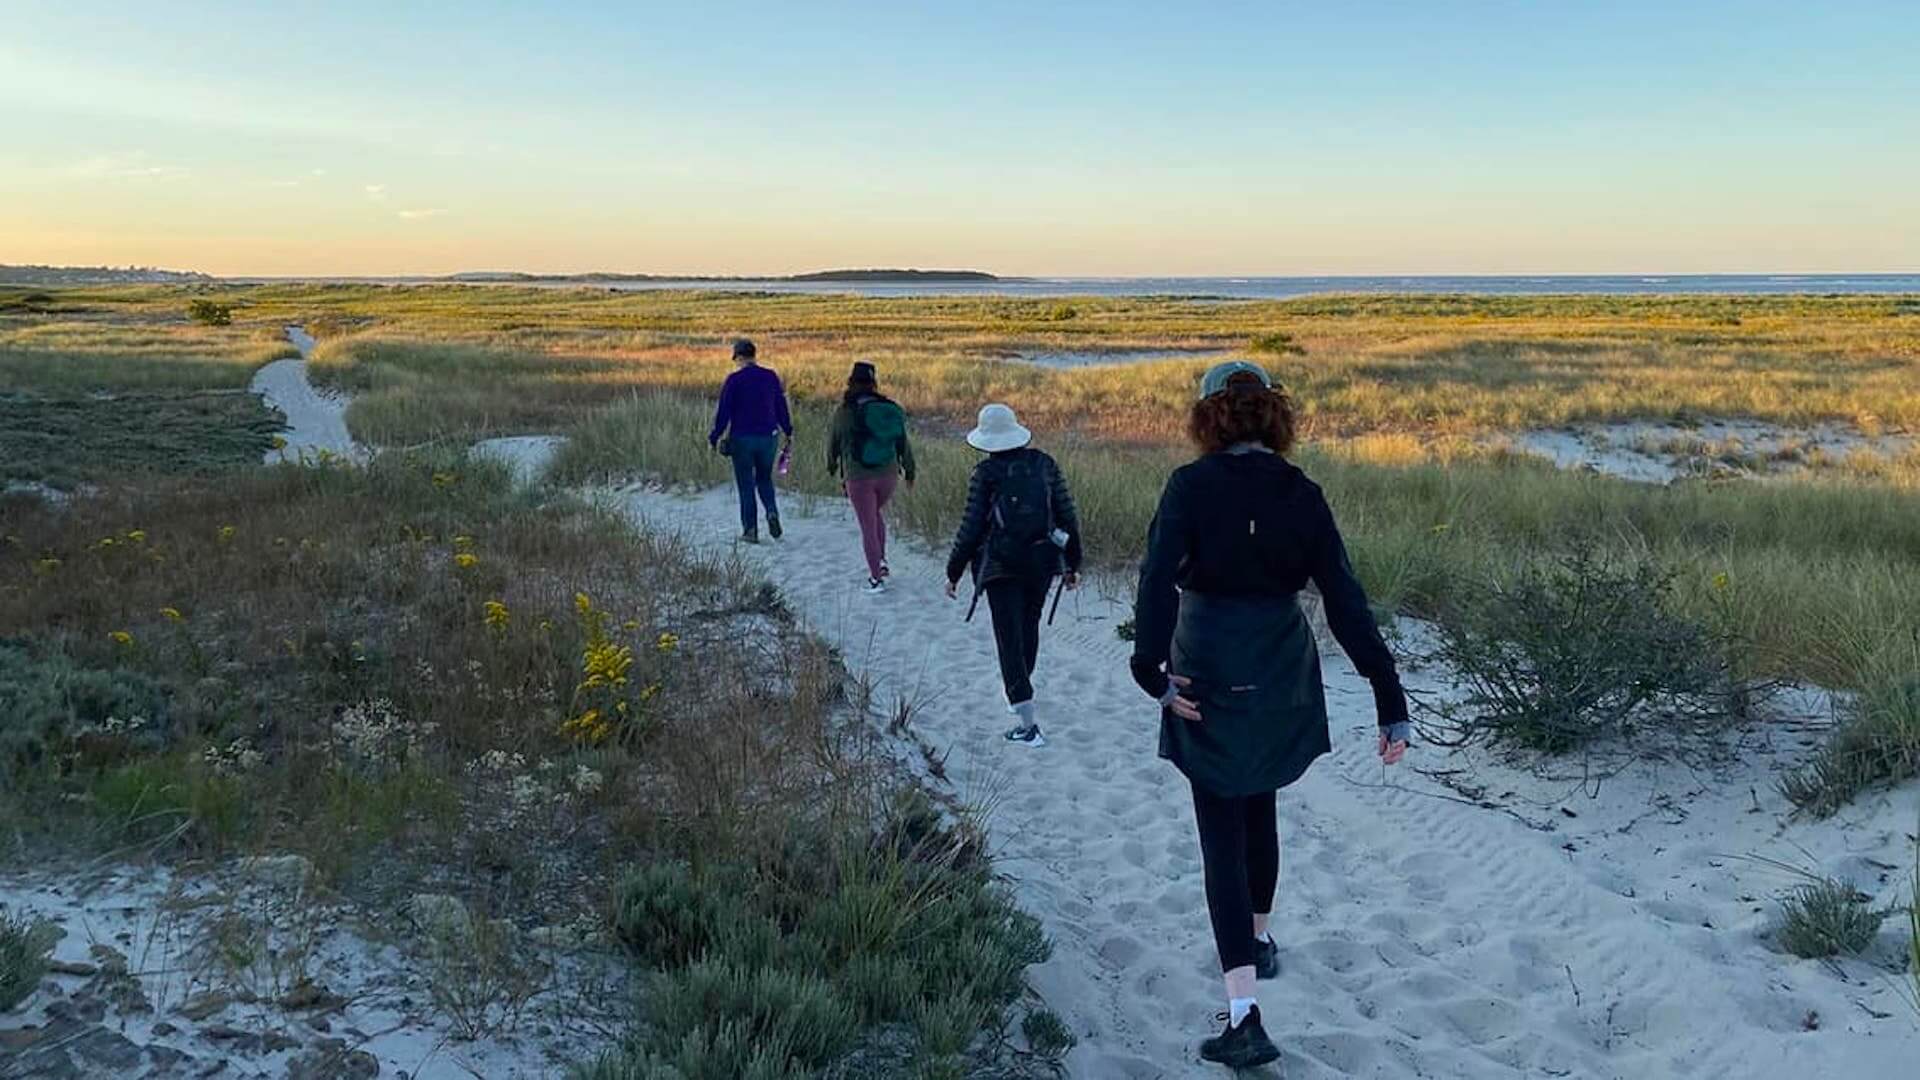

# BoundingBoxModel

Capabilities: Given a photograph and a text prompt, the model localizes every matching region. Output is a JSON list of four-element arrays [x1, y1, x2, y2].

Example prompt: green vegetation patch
[[0, 392, 283, 490]]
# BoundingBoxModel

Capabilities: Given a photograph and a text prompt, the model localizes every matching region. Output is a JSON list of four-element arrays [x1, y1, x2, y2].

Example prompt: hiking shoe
[[1199, 1005, 1280, 1069], [1003, 723, 1046, 747], [1253, 936, 1280, 980], [768, 515, 783, 540], [864, 577, 887, 594], [740, 528, 760, 544]]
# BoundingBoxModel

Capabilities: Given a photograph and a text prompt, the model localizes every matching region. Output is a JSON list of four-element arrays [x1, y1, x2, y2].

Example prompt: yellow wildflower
[[160, 607, 184, 622], [217, 525, 236, 543], [109, 630, 134, 646], [656, 632, 679, 654], [640, 683, 661, 702], [454, 552, 479, 569], [483, 600, 510, 631], [270, 435, 289, 450], [574, 592, 593, 616], [538, 618, 555, 632], [125, 530, 146, 543], [34, 557, 60, 574], [621, 619, 640, 632], [1430, 522, 1451, 534], [452, 535, 475, 550], [97, 537, 116, 549], [432, 471, 457, 488], [1712, 572, 1730, 592]]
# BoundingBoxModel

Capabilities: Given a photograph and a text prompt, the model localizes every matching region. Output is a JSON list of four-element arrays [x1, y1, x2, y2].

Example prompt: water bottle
[[777, 443, 792, 477]]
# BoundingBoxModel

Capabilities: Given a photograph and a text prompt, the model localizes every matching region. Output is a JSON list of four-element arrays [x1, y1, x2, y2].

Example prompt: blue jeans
[[727, 434, 780, 533]]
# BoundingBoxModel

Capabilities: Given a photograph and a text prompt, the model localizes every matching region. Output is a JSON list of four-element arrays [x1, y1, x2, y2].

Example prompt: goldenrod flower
[[34, 557, 60, 574], [125, 530, 146, 543], [656, 632, 679, 654], [109, 630, 134, 646], [217, 525, 236, 543], [452, 535, 475, 550], [621, 619, 640, 632], [574, 592, 593, 616], [270, 435, 288, 450], [97, 537, 116, 549], [160, 607, 184, 622], [1712, 572, 1730, 592], [483, 599, 510, 630], [454, 552, 479, 569]]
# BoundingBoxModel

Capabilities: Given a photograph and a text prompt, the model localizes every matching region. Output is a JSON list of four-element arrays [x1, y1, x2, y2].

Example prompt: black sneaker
[[1254, 935, 1280, 980], [768, 515, 783, 540], [1199, 1005, 1280, 1069], [740, 528, 760, 544], [1003, 723, 1047, 747]]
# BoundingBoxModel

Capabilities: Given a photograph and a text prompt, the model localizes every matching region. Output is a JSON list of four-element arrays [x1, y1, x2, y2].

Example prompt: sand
[[249, 327, 366, 464], [612, 481, 1920, 1079], [1509, 420, 1914, 484]]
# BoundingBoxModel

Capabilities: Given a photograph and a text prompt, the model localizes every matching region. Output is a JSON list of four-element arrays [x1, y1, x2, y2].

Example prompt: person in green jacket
[[827, 361, 915, 593]]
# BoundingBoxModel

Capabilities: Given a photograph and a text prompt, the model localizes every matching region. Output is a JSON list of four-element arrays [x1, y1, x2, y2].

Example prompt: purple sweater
[[708, 364, 794, 444]]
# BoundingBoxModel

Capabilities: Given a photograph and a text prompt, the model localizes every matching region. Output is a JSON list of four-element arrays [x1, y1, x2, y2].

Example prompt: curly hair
[[1187, 372, 1298, 455]]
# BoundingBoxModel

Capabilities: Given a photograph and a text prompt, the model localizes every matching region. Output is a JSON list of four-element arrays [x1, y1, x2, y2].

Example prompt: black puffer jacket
[[944, 448, 1083, 586], [1130, 449, 1407, 792]]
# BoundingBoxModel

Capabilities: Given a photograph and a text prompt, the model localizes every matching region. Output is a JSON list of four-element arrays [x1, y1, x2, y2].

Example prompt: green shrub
[[1249, 330, 1306, 355], [645, 959, 858, 1076], [612, 862, 740, 969], [0, 644, 173, 778], [1775, 875, 1888, 958], [1782, 651, 1920, 816], [1423, 544, 1743, 759], [187, 298, 233, 326], [1, 908, 60, 1011]]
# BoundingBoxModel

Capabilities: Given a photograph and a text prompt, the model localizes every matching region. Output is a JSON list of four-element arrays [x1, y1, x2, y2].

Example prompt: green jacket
[[827, 396, 916, 482]]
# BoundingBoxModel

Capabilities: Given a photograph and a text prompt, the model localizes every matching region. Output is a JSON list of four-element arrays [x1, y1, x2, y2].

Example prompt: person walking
[[827, 361, 915, 593], [1128, 361, 1410, 1069], [707, 338, 793, 543], [944, 403, 1082, 746]]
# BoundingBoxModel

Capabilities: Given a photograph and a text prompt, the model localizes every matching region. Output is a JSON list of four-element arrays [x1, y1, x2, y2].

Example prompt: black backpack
[[986, 455, 1055, 573]]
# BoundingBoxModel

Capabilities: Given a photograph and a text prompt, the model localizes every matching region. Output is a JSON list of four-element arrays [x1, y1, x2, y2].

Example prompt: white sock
[[1229, 997, 1256, 1026], [1255, 929, 1274, 945]]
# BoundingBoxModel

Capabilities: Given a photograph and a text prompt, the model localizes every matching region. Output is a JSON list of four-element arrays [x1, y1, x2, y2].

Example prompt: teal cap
[[1198, 360, 1273, 399]]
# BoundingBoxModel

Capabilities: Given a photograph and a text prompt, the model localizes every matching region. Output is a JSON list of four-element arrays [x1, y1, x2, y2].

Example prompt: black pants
[[1191, 783, 1280, 973], [984, 575, 1051, 706]]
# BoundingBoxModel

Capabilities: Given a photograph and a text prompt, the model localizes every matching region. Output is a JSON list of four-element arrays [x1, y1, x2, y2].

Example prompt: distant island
[[438, 268, 1001, 284], [0, 264, 212, 286]]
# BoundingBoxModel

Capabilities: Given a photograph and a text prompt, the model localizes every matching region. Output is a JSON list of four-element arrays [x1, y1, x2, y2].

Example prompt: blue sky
[[2, 1, 1915, 275]]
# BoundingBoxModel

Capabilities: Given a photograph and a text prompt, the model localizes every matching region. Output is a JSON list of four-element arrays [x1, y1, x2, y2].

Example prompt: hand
[[1168, 674, 1202, 722], [944, 579, 959, 600], [1378, 733, 1408, 766], [1063, 571, 1080, 591]]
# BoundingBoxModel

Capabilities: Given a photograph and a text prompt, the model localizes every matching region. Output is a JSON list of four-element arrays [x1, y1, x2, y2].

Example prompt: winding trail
[[249, 326, 365, 463], [612, 484, 1919, 1080]]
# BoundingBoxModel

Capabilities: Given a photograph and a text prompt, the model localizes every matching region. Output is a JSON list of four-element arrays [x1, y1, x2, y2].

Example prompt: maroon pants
[[845, 473, 898, 579]]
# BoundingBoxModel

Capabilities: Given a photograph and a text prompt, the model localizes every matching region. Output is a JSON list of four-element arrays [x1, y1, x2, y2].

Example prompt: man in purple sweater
[[708, 338, 794, 542]]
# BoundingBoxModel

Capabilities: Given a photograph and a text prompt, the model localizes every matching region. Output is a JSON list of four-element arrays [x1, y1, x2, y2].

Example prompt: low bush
[[591, 803, 1050, 1079], [1774, 875, 1887, 959], [1249, 330, 1306, 355], [0, 643, 174, 777], [0, 907, 60, 1011], [1419, 544, 1745, 762], [187, 298, 232, 326]]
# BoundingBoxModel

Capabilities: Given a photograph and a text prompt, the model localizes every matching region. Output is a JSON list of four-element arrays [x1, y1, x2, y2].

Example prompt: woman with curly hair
[[1129, 361, 1410, 1068]]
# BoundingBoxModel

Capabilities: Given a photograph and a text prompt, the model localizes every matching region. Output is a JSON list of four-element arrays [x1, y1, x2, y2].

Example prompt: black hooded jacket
[[1130, 449, 1407, 791]]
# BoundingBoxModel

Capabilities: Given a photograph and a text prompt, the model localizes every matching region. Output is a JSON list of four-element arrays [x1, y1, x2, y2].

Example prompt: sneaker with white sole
[[1003, 723, 1046, 747], [864, 577, 887, 594]]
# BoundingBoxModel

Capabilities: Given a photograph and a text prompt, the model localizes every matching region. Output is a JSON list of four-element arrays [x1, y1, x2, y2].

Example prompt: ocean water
[[248, 273, 1920, 299]]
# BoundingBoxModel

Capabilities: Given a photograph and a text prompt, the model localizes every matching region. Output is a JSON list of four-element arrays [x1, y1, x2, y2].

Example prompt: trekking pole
[[964, 581, 983, 623], [1046, 574, 1067, 626]]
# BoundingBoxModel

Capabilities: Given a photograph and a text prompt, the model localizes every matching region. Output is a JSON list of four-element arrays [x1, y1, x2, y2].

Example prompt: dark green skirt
[[1160, 590, 1331, 797]]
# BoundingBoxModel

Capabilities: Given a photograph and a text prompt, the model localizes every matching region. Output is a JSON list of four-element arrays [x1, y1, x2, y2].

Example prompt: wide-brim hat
[[966, 403, 1032, 452]]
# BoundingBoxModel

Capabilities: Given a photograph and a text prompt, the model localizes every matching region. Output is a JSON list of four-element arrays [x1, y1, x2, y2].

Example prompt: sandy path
[[249, 326, 365, 463], [614, 484, 1919, 1080]]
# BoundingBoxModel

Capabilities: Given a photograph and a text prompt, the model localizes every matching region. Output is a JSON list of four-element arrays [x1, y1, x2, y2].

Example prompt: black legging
[[1191, 783, 1280, 972], [984, 575, 1051, 705]]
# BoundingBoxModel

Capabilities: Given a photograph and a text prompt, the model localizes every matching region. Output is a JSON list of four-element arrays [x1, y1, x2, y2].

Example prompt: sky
[[2, 1, 1916, 277]]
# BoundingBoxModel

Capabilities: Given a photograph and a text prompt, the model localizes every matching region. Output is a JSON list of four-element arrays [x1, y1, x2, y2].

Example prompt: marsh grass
[[1, 392, 283, 489], [0, 907, 60, 1011], [1781, 638, 1920, 816], [1774, 873, 1889, 959]]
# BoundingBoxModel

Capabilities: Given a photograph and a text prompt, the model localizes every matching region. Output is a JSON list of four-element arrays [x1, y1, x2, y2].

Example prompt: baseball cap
[[1198, 360, 1272, 399]]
